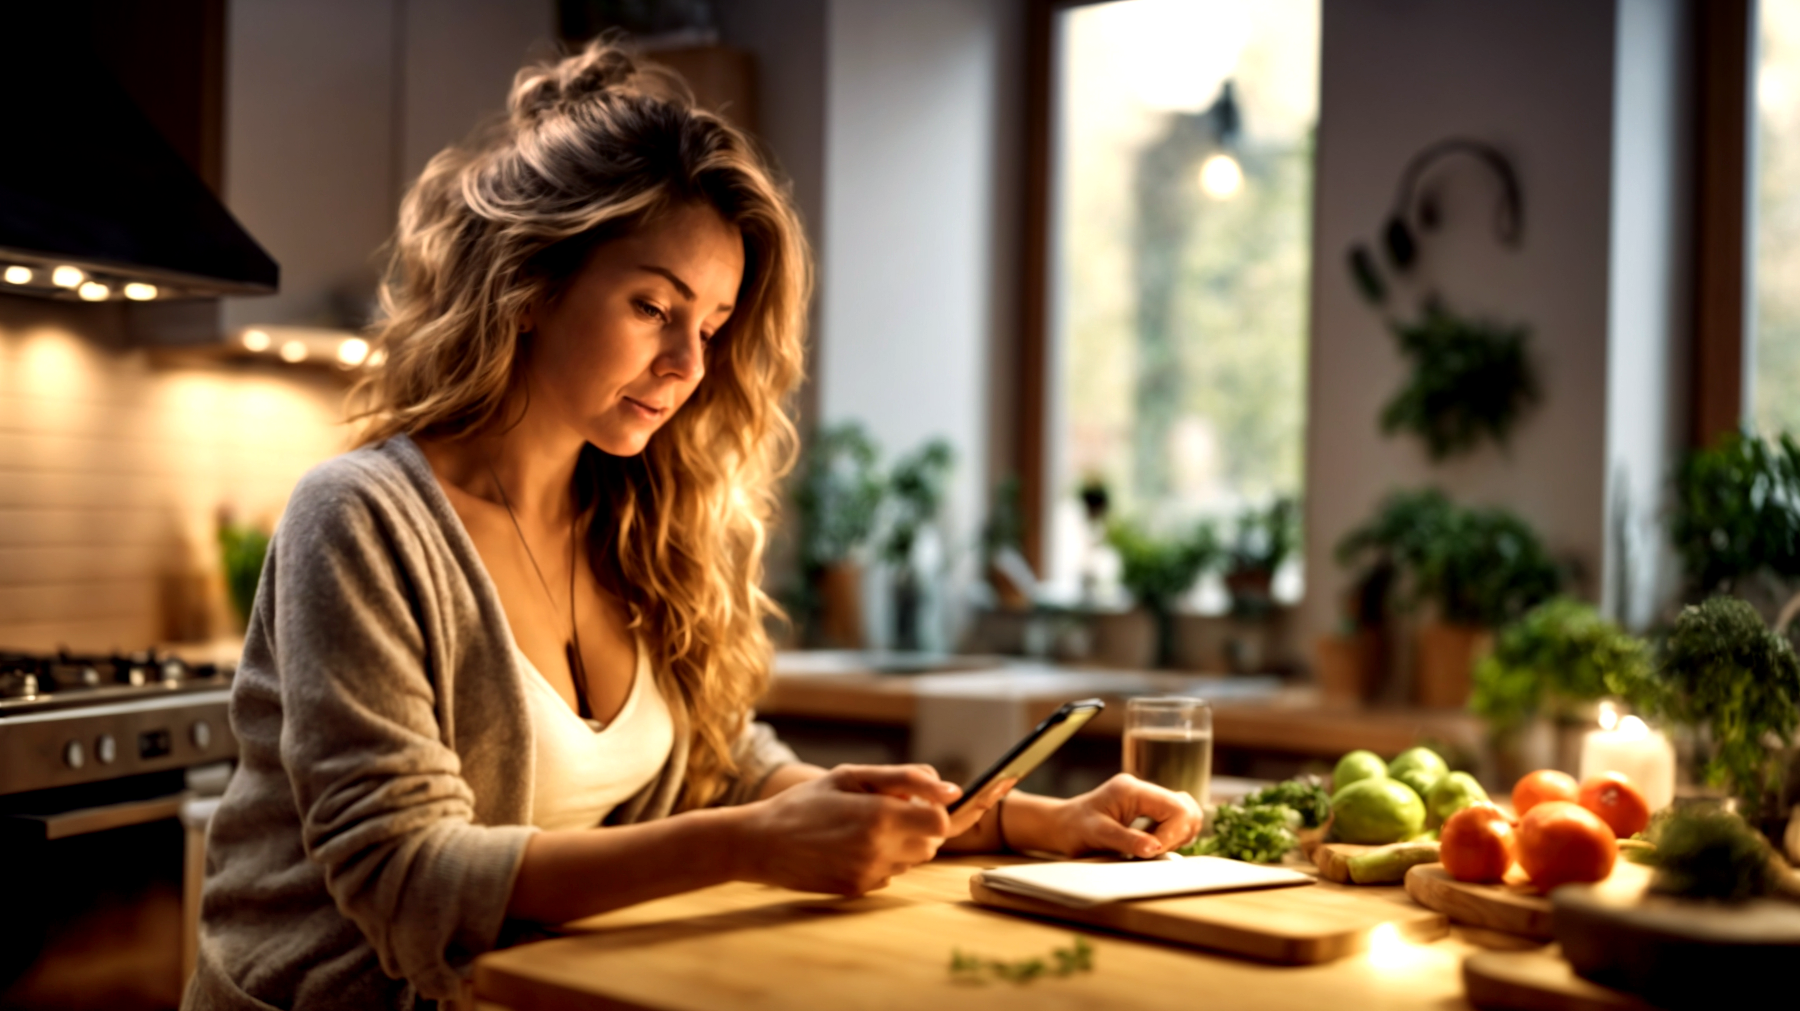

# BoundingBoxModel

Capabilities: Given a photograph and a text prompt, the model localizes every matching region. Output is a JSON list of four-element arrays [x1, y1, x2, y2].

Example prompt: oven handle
[[3, 792, 186, 841]]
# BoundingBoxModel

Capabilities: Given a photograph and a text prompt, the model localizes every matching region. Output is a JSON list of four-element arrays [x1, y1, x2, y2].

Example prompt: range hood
[[0, 8, 277, 303]]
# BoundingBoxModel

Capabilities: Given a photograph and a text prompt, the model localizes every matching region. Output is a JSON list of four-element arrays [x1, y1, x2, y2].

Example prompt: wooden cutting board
[[1311, 841, 1439, 884], [1405, 861, 1654, 939], [1463, 948, 1663, 1011], [969, 871, 1447, 964]]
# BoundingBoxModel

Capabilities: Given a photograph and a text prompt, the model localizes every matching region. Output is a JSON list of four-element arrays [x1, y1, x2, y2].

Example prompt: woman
[[187, 40, 1201, 1011]]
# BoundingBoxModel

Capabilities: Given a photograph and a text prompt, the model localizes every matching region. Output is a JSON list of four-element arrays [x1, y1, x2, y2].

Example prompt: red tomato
[[1577, 772, 1651, 838], [1511, 769, 1579, 818], [1517, 801, 1617, 889], [1440, 802, 1517, 884]]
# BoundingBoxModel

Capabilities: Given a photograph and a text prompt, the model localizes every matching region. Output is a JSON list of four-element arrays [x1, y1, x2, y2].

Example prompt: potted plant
[[1471, 597, 1652, 778], [1380, 302, 1540, 460], [1338, 489, 1563, 707], [793, 422, 885, 648], [218, 515, 271, 633], [1106, 519, 1219, 669], [1670, 430, 1800, 613], [1616, 597, 1800, 838], [1218, 497, 1298, 672], [881, 438, 955, 652]]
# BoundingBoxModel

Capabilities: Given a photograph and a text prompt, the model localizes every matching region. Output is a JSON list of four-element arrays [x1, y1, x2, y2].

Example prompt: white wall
[[1300, 0, 1691, 646], [814, 0, 1023, 646]]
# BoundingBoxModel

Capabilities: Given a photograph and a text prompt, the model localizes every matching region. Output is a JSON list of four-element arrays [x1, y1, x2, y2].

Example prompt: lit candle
[[1578, 702, 1675, 811]]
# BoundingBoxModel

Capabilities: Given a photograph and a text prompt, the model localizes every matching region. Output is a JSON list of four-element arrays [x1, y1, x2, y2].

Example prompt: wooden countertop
[[473, 855, 1486, 1011], [761, 653, 1481, 759]]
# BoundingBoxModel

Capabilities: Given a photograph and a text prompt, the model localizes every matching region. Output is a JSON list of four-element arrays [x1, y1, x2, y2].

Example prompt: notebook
[[973, 855, 1314, 909]]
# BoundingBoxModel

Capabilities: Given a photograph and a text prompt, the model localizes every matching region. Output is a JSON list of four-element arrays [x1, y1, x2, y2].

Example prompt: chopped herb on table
[[949, 935, 1094, 984], [1183, 803, 1300, 863]]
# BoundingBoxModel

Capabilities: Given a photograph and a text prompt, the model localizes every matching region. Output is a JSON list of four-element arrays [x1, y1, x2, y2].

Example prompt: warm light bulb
[[1199, 153, 1244, 200], [1597, 700, 1618, 731], [241, 329, 271, 352], [77, 281, 111, 301], [336, 337, 370, 366], [123, 282, 158, 301], [51, 265, 84, 288], [278, 340, 308, 363], [4, 265, 31, 285]]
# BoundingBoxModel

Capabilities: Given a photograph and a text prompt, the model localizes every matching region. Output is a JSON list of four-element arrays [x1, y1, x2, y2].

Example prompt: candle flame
[[1597, 700, 1618, 731], [1618, 715, 1649, 738]]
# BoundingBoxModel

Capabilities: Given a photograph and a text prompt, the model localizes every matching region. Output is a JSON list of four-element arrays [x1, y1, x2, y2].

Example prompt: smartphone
[[946, 698, 1105, 814]]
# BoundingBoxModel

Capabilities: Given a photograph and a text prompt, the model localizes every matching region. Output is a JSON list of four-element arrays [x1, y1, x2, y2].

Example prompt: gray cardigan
[[184, 434, 796, 1011]]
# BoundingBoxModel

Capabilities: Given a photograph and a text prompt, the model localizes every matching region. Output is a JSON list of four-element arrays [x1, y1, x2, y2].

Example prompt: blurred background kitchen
[[4, 0, 1799, 1007]]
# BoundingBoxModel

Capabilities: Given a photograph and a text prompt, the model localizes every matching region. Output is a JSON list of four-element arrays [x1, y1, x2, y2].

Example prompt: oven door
[[0, 780, 219, 1011]]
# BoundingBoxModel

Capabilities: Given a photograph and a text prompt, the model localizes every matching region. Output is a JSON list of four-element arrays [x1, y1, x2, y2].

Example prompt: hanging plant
[[1380, 303, 1539, 460]]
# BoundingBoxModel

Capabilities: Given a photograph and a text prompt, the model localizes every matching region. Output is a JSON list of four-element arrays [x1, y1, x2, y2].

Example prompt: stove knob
[[63, 739, 85, 770], [191, 720, 212, 750], [95, 733, 117, 764]]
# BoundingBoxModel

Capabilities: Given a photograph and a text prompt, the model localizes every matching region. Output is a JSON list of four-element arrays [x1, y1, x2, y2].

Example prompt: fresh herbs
[[1640, 806, 1780, 902], [1184, 802, 1300, 863], [949, 936, 1094, 985], [1243, 776, 1331, 829], [1381, 303, 1539, 460], [1618, 598, 1800, 809], [1471, 598, 1652, 731], [1106, 520, 1220, 614]]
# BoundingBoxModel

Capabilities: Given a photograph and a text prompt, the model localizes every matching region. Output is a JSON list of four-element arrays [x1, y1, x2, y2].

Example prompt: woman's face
[[524, 202, 744, 457]]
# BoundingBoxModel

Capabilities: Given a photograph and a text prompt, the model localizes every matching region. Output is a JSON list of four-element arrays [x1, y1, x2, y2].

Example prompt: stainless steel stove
[[0, 649, 236, 798]]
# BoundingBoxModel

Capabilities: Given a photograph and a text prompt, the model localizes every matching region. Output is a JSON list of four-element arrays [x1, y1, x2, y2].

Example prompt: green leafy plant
[[1242, 775, 1331, 829], [1670, 430, 1800, 598], [795, 422, 886, 573], [218, 520, 271, 629], [1223, 496, 1299, 618], [1471, 598, 1652, 731], [949, 936, 1093, 984], [1107, 519, 1220, 666], [1382, 303, 1539, 459], [1617, 597, 1800, 809], [1337, 489, 1562, 628], [1638, 805, 1781, 902], [1183, 802, 1299, 863], [881, 439, 955, 569]]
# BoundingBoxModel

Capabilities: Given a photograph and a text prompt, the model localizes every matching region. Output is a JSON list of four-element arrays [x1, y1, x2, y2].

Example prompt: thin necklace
[[487, 459, 594, 722]]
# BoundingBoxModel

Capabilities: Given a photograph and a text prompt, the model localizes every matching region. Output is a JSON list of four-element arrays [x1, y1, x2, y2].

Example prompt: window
[[1043, 0, 1319, 596], [1755, 0, 1800, 434]]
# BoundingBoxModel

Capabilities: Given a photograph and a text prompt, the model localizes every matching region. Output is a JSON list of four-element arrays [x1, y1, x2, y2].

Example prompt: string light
[[336, 337, 370, 366], [51, 265, 84, 288], [278, 340, 308, 363], [123, 282, 159, 301], [77, 281, 110, 301], [4, 266, 32, 285], [241, 329, 271, 352]]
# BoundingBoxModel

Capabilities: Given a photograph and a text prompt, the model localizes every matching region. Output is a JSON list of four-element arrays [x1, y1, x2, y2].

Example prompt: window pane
[[1047, 0, 1318, 590], [1757, 1, 1800, 434]]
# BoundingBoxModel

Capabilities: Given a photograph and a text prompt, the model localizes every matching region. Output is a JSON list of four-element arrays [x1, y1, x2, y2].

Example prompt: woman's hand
[[731, 764, 961, 896], [1039, 774, 1204, 858]]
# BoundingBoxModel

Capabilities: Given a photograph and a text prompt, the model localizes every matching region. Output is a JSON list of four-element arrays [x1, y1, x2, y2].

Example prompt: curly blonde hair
[[351, 39, 809, 810]]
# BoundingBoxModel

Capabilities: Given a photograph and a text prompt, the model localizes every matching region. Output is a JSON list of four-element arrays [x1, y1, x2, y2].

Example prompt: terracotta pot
[[1414, 621, 1493, 709], [1089, 608, 1156, 669], [1314, 631, 1381, 706], [812, 562, 864, 649]]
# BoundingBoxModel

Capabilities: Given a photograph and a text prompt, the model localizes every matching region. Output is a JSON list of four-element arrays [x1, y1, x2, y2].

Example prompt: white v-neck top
[[518, 638, 675, 830]]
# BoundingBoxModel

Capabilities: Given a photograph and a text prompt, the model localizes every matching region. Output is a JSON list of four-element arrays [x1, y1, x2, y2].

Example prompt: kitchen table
[[472, 855, 1492, 1011]]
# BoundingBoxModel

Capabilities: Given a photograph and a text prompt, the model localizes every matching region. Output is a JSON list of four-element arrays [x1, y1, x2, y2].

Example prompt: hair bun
[[510, 40, 640, 126]]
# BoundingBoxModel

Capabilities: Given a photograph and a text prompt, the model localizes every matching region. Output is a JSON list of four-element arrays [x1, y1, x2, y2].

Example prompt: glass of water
[[1122, 696, 1213, 807]]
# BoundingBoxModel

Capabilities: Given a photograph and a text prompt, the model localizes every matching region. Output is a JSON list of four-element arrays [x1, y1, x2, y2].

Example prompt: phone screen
[[946, 698, 1104, 814]]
